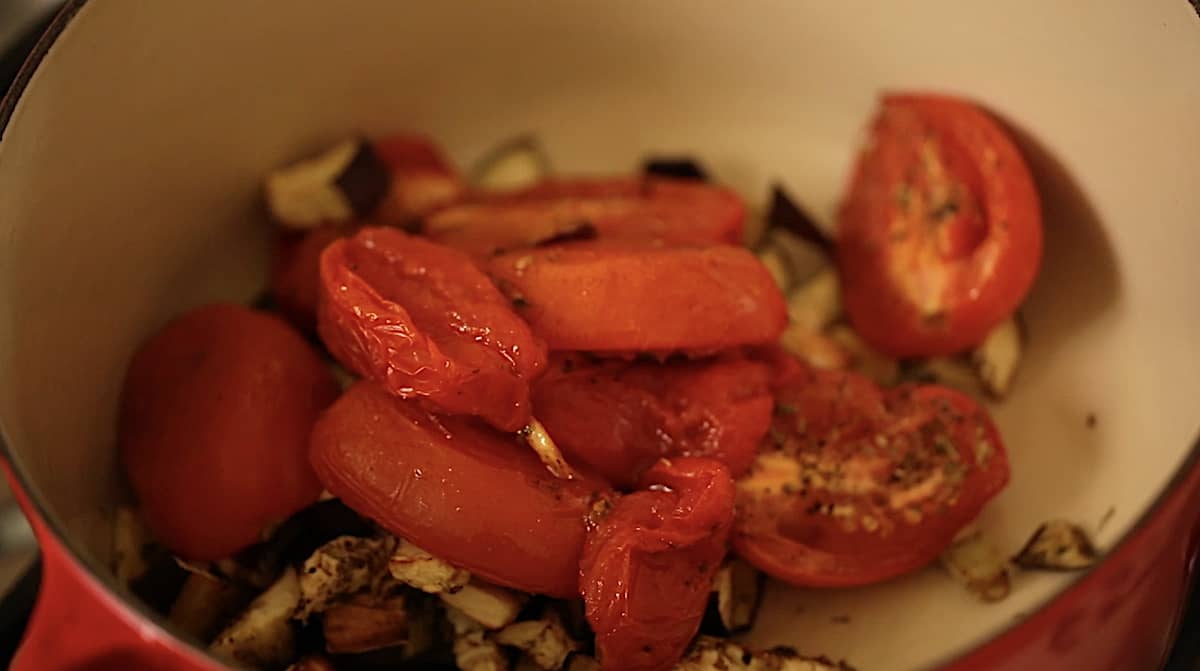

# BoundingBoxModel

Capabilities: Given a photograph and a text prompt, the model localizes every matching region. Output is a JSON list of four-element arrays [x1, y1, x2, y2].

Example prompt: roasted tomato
[[119, 304, 339, 560], [836, 93, 1042, 357], [310, 380, 606, 597], [581, 457, 734, 671], [426, 177, 745, 255], [733, 365, 1010, 587], [533, 354, 773, 488], [488, 240, 786, 354], [317, 227, 546, 431], [269, 224, 349, 330], [372, 134, 464, 224]]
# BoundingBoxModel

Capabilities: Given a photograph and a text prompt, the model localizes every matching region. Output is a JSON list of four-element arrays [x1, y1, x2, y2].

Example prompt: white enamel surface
[[0, 2, 1198, 669]]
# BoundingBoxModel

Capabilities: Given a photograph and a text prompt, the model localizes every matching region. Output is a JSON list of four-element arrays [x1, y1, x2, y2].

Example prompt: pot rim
[[0, 2, 1197, 668]]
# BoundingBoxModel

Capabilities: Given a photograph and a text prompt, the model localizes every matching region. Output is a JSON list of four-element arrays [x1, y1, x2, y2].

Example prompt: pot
[[1, 2, 1198, 669]]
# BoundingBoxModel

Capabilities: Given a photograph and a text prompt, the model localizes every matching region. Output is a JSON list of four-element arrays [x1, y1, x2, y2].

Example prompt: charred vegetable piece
[[900, 356, 985, 397], [642, 157, 709, 181], [1013, 520, 1099, 571], [266, 138, 390, 229], [766, 185, 832, 253], [779, 325, 851, 372], [471, 135, 552, 191], [566, 656, 602, 671], [705, 559, 763, 635], [494, 611, 579, 670], [167, 572, 250, 642], [971, 316, 1023, 398], [939, 530, 1011, 602], [209, 567, 301, 669], [446, 606, 511, 671], [323, 594, 410, 655], [825, 325, 900, 387], [295, 535, 397, 622], [441, 580, 528, 630], [388, 539, 472, 594], [673, 637, 855, 671], [113, 506, 157, 587], [287, 656, 337, 671], [786, 269, 841, 332]]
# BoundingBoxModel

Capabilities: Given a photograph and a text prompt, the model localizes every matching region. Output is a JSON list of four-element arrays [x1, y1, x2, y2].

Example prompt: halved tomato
[[733, 364, 1010, 587], [581, 457, 734, 671], [310, 381, 608, 597], [318, 227, 546, 431], [488, 240, 787, 354], [269, 224, 348, 330], [836, 93, 1042, 357], [533, 354, 773, 488], [426, 177, 745, 255]]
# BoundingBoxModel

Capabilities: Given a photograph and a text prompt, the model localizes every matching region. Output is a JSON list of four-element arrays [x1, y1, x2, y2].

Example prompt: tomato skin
[[317, 227, 547, 431], [269, 224, 348, 330], [533, 354, 773, 488], [372, 134, 464, 224], [118, 304, 338, 561], [310, 381, 606, 597], [836, 93, 1042, 357], [733, 365, 1009, 587], [581, 457, 734, 671], [429, 177, 745, 255], [488, 240, 787, 354]]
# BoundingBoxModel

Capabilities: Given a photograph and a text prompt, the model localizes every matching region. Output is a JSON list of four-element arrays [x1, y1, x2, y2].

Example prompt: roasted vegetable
[[287, 656, 337, 671], [388, 539, 471, 594], [521, 418, 576, 479], [323, 594, 410, 655], [673, 636, 855, 671], [112, 505, 156, 587], [825, 325, 900, 387], [209, 567, 301, 669], [939, 530, 1011, 602], [296, 535, 397, 621], [706, 558, 763, 635], [446, 606, 511, 671], [642, 157, 709, 182], [786, 269, 841, 332], [494, 610, 579, 670], [266, 138, 389, 229], [441, 580, 528, 630], [765, 185, 832, 253], [167, 572, 249, 642], [471, 135, 552, 191], [971, 317, 1023, 398], [1013, 520, 1099, 571]]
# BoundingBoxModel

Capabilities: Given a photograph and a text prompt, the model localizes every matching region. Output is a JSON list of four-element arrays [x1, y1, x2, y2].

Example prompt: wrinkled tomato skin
[[119, 304, 339, 561], [837, 93, 1042, 357], [488, 240, 786, 354], [318, 227, 546, 431], [310, 381, 606, 597], [533, 354, 773, 488], [581, 458, 734, 671], [372, 134, 464, 224], [269, 224, 348, 330], [733, 365, 1009, 587], [430, 177, 745, 255]]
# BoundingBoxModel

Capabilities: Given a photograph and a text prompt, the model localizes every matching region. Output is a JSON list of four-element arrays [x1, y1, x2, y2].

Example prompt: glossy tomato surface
[[488, 240, 787, 354], [836, 93, 1042, 357], [310, 380, 607, 597], [318, 227, 546, 431], [118, 304, 338, 560], [581, 457, 735, 671], [733, 365, 1010, 587]]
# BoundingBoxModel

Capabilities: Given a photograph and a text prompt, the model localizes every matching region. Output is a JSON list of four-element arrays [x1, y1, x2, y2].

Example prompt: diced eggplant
[[296, 536, 398, 622], [167, 572, 250, 642], [494, 611, 578, 670], [287, 656, 337, 671], [209, 567, 302, 669], [939, 530, 1011, 602], [388, 539, 472, 594], [470, 135, 552, 191], [520, 419, 576, 480], [564, 655, 601, 671], [763, 228, 831, 287], [779, 324, 851, 371], [446, 606, 512, 671], [900, 356, 985, 397], [673, 636, 855, 671], [765, 185, 833, 253], [266, 138, 390, 229], [971, 316, 1023, 398], [642, 157, 709, 181], [440, 580, 528, 630], [757, 244, 793, 291], [825, 325, 900, 386], [1012, 520, 1099, 571], [112, 506, 156, 587], [323, 594, 411, 655], [707, 558, 763, 635], [787, 268, 841, 332]]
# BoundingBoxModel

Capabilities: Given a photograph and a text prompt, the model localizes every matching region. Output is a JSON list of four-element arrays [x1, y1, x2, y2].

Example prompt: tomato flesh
[[428, 177, 745, 255], [733, 365, 1009, 587], [837, 93, 1042, 357], [310, 381, 606, 597], [533, 354, 773, 488], [318, 227, 547, 431], [488, 240, 786, 354], [581, 457, 734, 671], [119, 304, 338, 560]]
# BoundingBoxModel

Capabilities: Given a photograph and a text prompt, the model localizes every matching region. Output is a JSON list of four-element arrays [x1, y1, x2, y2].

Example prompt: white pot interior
[[1, 2, 1198, 669]]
